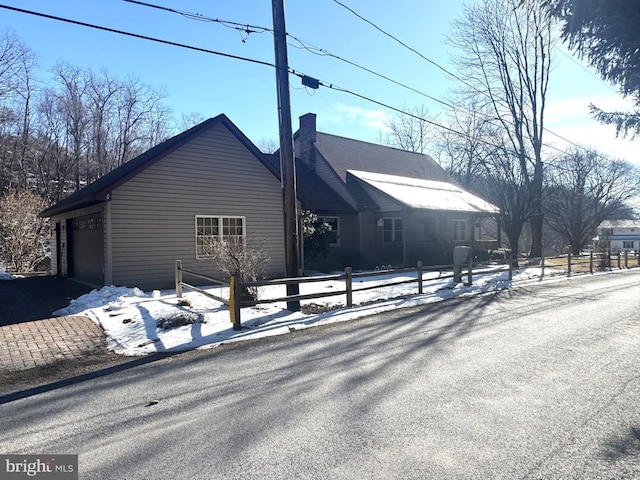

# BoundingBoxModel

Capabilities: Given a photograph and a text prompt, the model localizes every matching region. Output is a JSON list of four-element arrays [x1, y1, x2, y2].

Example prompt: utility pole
[[272, 0, 300, 311]]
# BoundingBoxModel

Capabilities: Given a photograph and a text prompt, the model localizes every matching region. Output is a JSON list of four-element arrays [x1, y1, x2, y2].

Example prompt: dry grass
[[542, 254, 639, 274]]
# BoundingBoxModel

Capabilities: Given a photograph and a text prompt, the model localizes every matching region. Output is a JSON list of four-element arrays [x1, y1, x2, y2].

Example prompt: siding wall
[[303, 213, 359, 271], [312, 151, 358, 209], [108, 123, 285, 290]]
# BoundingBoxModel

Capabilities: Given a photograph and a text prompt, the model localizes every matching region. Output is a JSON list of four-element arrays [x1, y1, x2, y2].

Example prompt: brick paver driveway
[[0, 276, 109, 376]]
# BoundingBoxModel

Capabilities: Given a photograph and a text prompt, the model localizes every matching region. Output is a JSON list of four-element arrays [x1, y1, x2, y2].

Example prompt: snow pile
[[52, 267, 554, 356]]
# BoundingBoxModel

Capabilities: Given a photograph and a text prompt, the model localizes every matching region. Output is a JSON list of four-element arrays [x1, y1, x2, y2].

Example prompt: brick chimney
[[298, 113, 316, 172]]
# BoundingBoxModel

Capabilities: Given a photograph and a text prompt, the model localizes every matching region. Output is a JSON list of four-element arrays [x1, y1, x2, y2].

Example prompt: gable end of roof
[[40, 114, 277, 217]]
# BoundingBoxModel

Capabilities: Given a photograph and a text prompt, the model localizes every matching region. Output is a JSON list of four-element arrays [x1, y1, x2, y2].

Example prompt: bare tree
[[383, 104, 434, 154], [176, 112, 206, 132], [52, 62, 90, 191], [544, 148, 640, 255], [0, 29, 26, 100], [114, 77, 167, 167], [449, 0, 555, 258], [0, 30, 36, 193], [476, 139, 532, 260], [34, 89, 76, 201], [87, 70, 120, 179], [0, 189, 49, 272], [438, 98, 499, 190], [0, 31, 181, 202], [256, 137, 279, 155]]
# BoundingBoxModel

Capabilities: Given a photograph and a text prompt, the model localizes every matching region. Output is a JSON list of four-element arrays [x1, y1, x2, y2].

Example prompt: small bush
[[487, 248, 512, 264], [206, 239, 270, 300]]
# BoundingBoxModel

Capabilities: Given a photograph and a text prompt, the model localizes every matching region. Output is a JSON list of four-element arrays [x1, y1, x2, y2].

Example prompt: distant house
[[40, 114, 286, 290], [593, 220, 640, 253], [290, 113, 499, 270]]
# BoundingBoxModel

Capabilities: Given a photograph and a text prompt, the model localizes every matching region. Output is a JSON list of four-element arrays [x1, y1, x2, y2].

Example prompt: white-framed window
[[318, 216, 340, 246], [195, 215, 245, 258], [451, 219, 467, 242], [623, 240, 635, 249], [383, 217, 403, 243]]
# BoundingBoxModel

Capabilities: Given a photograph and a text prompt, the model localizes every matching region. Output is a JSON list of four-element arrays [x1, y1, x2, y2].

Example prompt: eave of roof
[[40, 114, 279, 218]]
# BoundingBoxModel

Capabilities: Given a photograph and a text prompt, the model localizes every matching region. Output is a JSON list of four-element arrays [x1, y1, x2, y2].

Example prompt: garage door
[[69, 213, 104, 285]]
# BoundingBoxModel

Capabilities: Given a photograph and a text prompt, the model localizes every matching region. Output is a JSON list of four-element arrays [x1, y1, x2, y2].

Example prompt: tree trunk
[[529, 161, 544, 257]]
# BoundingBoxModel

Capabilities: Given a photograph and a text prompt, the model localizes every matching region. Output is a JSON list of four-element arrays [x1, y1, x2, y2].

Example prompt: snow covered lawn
[[43, 266, 559, 356]]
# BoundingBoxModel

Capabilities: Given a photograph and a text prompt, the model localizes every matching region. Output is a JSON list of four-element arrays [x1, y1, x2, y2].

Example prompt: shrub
[[0, 190, 49, 273], [206, 239, 270, 300]]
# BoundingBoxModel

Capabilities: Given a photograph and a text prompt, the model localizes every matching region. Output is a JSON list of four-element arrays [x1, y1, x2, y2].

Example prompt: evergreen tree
[[545, 0, 640, 137]]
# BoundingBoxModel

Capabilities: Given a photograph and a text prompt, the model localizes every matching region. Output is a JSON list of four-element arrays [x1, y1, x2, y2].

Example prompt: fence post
[[466, 256, 473, 286], [617, 252, 621, 269], [625, 250, 629, 268], [417, 260, 423, 294], [607, 250, 611, 269], [229, 275, 241, 331], [541, 255, 545, 278], [175, 260, 183, 298], [345, 267, 353, 308], [590, 251, 593, 274], [567, 251, 572, 276]]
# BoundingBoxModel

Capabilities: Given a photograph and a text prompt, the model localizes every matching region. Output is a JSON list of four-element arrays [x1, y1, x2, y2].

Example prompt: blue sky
[[1, 0, 637, 162]]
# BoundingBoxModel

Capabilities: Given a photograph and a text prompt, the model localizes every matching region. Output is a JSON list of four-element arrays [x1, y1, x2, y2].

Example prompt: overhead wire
[[327, 0, 619, 158], [0, 3, 606, 163], [119, 0, 544, 158], [124, 0, 269, 34], [120, 0, 535, 146], [124, 0, 457, 110], [121, 0, 588, 156], [0, 4, 276, 69]]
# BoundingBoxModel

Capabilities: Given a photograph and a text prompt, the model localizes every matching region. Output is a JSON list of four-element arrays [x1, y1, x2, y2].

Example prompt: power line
[[304, 73, 570, 160], [329, 0, 463, 83], [0, 3, 602, 162], [326, 0, 616, 158], [121, 0, 581, 152], [124, 0, 456, 110], [553, 45, 619, 94], [0, 4, 277, 69], [123, 0, 270, 36]]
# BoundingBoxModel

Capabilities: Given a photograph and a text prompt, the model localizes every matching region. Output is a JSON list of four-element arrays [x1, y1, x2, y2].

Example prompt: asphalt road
[[1, 271, 639, 479]]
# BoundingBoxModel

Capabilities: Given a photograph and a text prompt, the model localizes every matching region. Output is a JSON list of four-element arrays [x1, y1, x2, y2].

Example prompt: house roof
[[314, 132, 451, 183], [348, 170, 499, 214], [598, 220, 640, 229], [40, 114, 279, 218], [263, 154, 356, 214]]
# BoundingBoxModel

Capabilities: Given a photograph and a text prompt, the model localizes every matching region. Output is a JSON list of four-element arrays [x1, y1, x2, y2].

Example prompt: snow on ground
[[0, 269, 17, 280], [52, 265, 563, 356]]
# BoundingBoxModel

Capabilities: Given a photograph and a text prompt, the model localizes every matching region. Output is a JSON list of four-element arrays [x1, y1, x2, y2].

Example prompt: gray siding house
[[41, 111, 501, 289], [292, 113, 499, 270], [41, 115, 286, 290]]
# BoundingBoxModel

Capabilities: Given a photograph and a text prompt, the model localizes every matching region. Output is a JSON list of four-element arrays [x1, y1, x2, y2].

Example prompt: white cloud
[[328, 103, 392, 133], [546, 93, 636, 126], [545, 93, 639, 163]]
